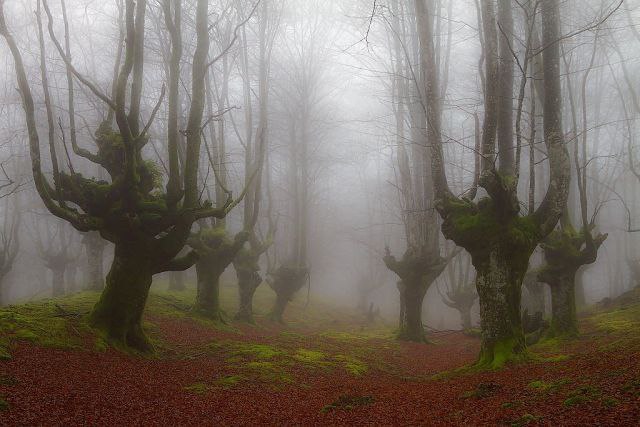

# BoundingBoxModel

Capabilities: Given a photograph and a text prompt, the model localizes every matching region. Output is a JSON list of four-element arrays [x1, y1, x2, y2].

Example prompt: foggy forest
[[0, 0, 638, 424]]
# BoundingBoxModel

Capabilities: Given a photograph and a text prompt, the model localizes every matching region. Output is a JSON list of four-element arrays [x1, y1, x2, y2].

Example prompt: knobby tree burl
[[0, 0, 242, 352]]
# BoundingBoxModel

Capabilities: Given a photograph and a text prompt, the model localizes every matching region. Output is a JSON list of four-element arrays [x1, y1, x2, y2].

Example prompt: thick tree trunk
[[475, 249, 528, 368], [397, 279, 428, 342], [235, 271, 261, 323], [169, 270, 186, 291], [89, 245, 154, 352], [397, 281, 406, 330], [52, 268, 65, 297], [270, 292, 288, 324], [548, 274, 578, 337], [195, 260, 225, 321]]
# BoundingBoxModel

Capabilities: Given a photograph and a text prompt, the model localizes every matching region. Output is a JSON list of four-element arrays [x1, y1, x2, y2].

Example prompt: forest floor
[[0, 284, 639, 426]]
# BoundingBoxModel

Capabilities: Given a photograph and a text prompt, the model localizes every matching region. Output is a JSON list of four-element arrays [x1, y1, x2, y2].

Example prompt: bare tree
[[0, 0, 244, 351]]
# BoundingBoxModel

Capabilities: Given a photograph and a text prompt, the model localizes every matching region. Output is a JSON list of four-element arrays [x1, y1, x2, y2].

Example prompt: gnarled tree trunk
[[89, 244, 154, 352], [195, 259, 226, 321], [475, 248, 530, 367], [235, 269, 261, 323], [548, 275, 578, 337]]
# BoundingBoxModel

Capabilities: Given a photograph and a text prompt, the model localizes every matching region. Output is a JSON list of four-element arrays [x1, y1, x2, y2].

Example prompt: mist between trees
[[0, 0, 636, 362]]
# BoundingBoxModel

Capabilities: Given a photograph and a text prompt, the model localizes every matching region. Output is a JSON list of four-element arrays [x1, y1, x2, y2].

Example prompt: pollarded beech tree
[[0, 0, 243, 351], [420, 0, 571, 367], [380, 0, 458, 343], [231, 0, 279, 323]]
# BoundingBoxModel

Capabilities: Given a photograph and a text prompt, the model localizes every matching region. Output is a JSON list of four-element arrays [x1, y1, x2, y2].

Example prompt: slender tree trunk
[[475, 248, 529, 368], [52, 268, 65, 297], [89, 244, 154, 352]]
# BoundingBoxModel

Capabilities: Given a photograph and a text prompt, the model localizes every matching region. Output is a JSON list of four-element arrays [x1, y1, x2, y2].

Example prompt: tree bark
[[397, 278, 428, 342], [475, 247, 529, 368], [235, 270, 261, 323], [548, 274, 578, 337], [195, 259, 225, 321], [89, 244, 154, 352], [270, 292, 289, 324]]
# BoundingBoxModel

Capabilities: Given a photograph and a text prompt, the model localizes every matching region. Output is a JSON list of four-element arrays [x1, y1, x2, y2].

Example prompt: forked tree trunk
[[235, 271, 261, 323], [89, 244, 154, 352], [52, 268, 65, 297], [475, 248, 529, 368], [547, 273, 578, 337], [195, 260, 225, 321]]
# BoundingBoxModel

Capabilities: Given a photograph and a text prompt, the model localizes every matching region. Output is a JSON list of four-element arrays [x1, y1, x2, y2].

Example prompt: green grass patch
[[334, 354, 368, 376], [0, 397, 8, 411], [591, 305, 640, 334], [183, 382, 209, 395], [602, 397, 620, 408], [621, 379, 640, 396], [509, 413, 541, 426], [563, 385, 601, 406], [461, 382, 502, 399], [0, 293, 98, 350], [214, 375, 244, 389]]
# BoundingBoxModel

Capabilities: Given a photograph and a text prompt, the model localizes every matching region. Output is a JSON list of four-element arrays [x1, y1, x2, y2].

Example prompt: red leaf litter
[[1, 313, 639, 426]]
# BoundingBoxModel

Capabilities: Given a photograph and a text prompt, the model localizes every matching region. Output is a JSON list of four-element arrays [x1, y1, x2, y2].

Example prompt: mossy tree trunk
[[268, 265, 308, 323], [547, 274, 578, 337], [397, 278, 429, 342], [384, 248, 452, 343], [89, 244, 154, 352], [474, 247, 531, 368], [270, 292, 289, 324], [538, 227, 607, 338], [190, 229, 249, 321], [195, 259, 226, 321], [235, 270, 261, 323]]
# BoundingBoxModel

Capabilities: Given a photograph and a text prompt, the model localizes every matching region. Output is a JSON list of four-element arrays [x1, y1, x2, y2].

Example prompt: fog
[[0, 0, 638, 355]]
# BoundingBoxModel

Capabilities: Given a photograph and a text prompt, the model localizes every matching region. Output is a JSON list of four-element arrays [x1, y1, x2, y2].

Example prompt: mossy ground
[[1, 283, 639, 424]]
